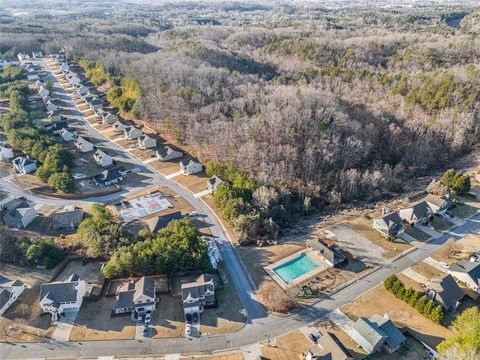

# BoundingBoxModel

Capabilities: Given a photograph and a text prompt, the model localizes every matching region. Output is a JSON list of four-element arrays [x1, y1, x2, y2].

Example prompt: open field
[[348, 216, 412, 259], [340, 285, 451, 349], [260, 330, 311, 360]]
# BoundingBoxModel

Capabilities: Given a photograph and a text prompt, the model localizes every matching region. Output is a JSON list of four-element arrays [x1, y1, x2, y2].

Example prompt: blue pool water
[[273, 253, 319, 284]]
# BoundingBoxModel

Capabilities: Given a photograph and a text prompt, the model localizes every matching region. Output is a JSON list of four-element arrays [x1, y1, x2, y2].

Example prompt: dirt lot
[[70, 296, 136, 341], [175, 172, 210, 194], [340, 285, 451, 349], [260, 330, 311, 360], [200, 265, 246, 335], [348, 216, 412, 259]]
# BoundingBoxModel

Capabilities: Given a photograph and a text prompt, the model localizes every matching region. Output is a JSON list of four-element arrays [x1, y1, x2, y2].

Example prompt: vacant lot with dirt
[[260, 330, 311, 360]]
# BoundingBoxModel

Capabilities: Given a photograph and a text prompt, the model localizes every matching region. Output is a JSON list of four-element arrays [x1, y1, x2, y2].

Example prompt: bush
[[257, 282, 295, 313], [384, 275, 444, 323], [18, 238, 64, 268], [441, 169, 471, 195]]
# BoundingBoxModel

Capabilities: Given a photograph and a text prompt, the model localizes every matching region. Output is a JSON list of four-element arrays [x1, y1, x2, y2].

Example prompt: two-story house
[[181, 274, 215, 315], [112, 277, 156, 316]]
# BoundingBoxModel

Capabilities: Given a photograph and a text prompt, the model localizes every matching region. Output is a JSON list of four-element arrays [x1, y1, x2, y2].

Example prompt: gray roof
[[306, 238, 346, 265], [75, 136, 92, 147], [207, 175, 225, 189], [94, 149, 110, 161], [146, 211, 183, 233], [12, 156, 36, 167], [369, 314, 406, 351], [112, 277, 155, 311], [377, 212, 402, 228], [93, 166, 125, 184], [52, 206, 84, 230], [40, 274, 82, 309], [352, 317, 386, 350], [427, 274, 464, 310], [3, 201, 34, 228], [0, 288, 12, 310], [181, 274, 215, 306], [410, 201, 431, 219], [180, 159, 199, 168], [156, 145, 182, 160], [449, 260, 480, 287], [317, 332, 353, 360]]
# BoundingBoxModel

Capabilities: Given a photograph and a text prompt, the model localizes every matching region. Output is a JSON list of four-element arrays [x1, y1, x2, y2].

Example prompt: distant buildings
[[138, 134, 156, 150], [52, 206, 84, 231], [93, 149, 113, 167], [93, 167, 126, 186], [207, 175, 225, 192], [0, 277, 26, 316], [74, 136, 94, 153], [3, 201, 37, 229], [156, 145, 183, 162], [180, 159, 203, 175]]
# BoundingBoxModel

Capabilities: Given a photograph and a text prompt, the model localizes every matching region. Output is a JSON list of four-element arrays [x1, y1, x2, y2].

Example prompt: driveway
[[330, 225, 386, 264], [324, 309, 354, 334], [52, 310, 78, 341]]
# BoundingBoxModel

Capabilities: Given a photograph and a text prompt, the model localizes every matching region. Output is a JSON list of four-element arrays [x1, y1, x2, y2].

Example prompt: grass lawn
[[411, 261, 445, 279], [175, 172, 210, 194], [260, 330, 311, 360], [340, 285, 451, 349], [348, 216, 412, 259], [451, 203, 478, 219], [404, 225, 431, 242], [430, 216, 453, 232], [431, 239, 473, 265], [70, 297, 136, 340], [151, 293, 185, 338], [200, 265, 246, 335], [149, 158, 183, 175]]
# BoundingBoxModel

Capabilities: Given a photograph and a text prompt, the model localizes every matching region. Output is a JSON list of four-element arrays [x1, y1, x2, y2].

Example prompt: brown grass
[[149, 158, 184, 175], [151, 294, 185, 338], [175, 172, 210, 194], [340, 285, 451, 348], [432, 239, 471, 265], [411, 262, 444, 279], [257, 281, 295, 313], [180, 354, 244, 360], [260, 330, 310, 360]]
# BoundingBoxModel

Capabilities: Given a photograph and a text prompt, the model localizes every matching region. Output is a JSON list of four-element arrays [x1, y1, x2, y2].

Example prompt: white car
[[145, 312, 152, 324], [186, 324, 192, 336], [439, 262, 449, 269]]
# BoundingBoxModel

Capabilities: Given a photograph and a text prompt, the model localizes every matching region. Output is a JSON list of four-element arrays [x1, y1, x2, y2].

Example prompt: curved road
[[1, 59, 479, 358]]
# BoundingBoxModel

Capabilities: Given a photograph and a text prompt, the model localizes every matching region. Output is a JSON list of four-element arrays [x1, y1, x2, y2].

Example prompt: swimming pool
[[273, 252, 319, 284]]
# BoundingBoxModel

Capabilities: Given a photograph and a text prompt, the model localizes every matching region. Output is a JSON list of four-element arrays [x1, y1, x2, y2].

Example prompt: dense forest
[[1, 0, 479, 211]]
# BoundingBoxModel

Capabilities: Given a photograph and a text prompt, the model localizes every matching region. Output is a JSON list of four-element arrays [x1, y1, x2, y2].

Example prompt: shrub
[[257, 281, 295, 313]]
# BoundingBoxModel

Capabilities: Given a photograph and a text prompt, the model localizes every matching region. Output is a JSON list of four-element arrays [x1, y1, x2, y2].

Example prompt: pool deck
[[263, 249, 330, 290]]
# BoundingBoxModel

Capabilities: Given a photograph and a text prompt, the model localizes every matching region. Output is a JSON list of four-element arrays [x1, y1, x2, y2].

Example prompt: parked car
[[309, 333, 318, 344], [138, 315, 144, 324], [186, 324, 192, 336], [192, 312, 198, 323], [186, 313, 192, 324], [440, 262, 450, 269], [129, 144, 137, 149], [16, 196, 26, 201], [145, 312, 152, 324]]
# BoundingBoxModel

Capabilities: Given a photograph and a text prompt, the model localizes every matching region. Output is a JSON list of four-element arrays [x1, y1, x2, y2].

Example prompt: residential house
[[0, 144, 14, 161], [31, 51, 43, 59], [42, 95, 52, 104], [424, 194, 451, 214], [350, 314, 406, 354], [207, 175, 225, 192], [102, 112, 118, 124], [12, 156, 37, 174], [448, 259, 480, 293], [52, 205, 84, 231], [68, 74, 81, 85], [3, 201, 37, 228], [35, 80, 43, 89], [181, 274, 215, 314], [75, 84, 89, 96], [17, 53, 30, 62], [93, 167, 126, 186], [180, 159, 203, 175], [45, 120, 69, 134], [146, 211, 183, 234], [112, 277, 156, 315], [59, 63, 69, 72], [372, 212, 404, 238], [46, 101, 58, 113], [74, 136, 94, 153], [89, 97, 103, 111], [304, 332, 353, 360], [398, 201, 432, 225], [93, 149, 113, 167], [39, 274, 86, 323], [38, 86, 49, 98], [0, 277, 26, 316], [156, 145, 183, 161], [138, 134, 156, 150], [306, 238, 347, 267], [27, 72, 39, 81], [48, 110, 62, 122], [112, 120, 128, 132], [426, 274, 464, 310], [124, 126, 143, 140], [59, 127, 77, 142]]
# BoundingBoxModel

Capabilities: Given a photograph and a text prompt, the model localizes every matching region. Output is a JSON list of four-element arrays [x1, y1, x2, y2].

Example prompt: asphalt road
[[1, 60, 479, 359]]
